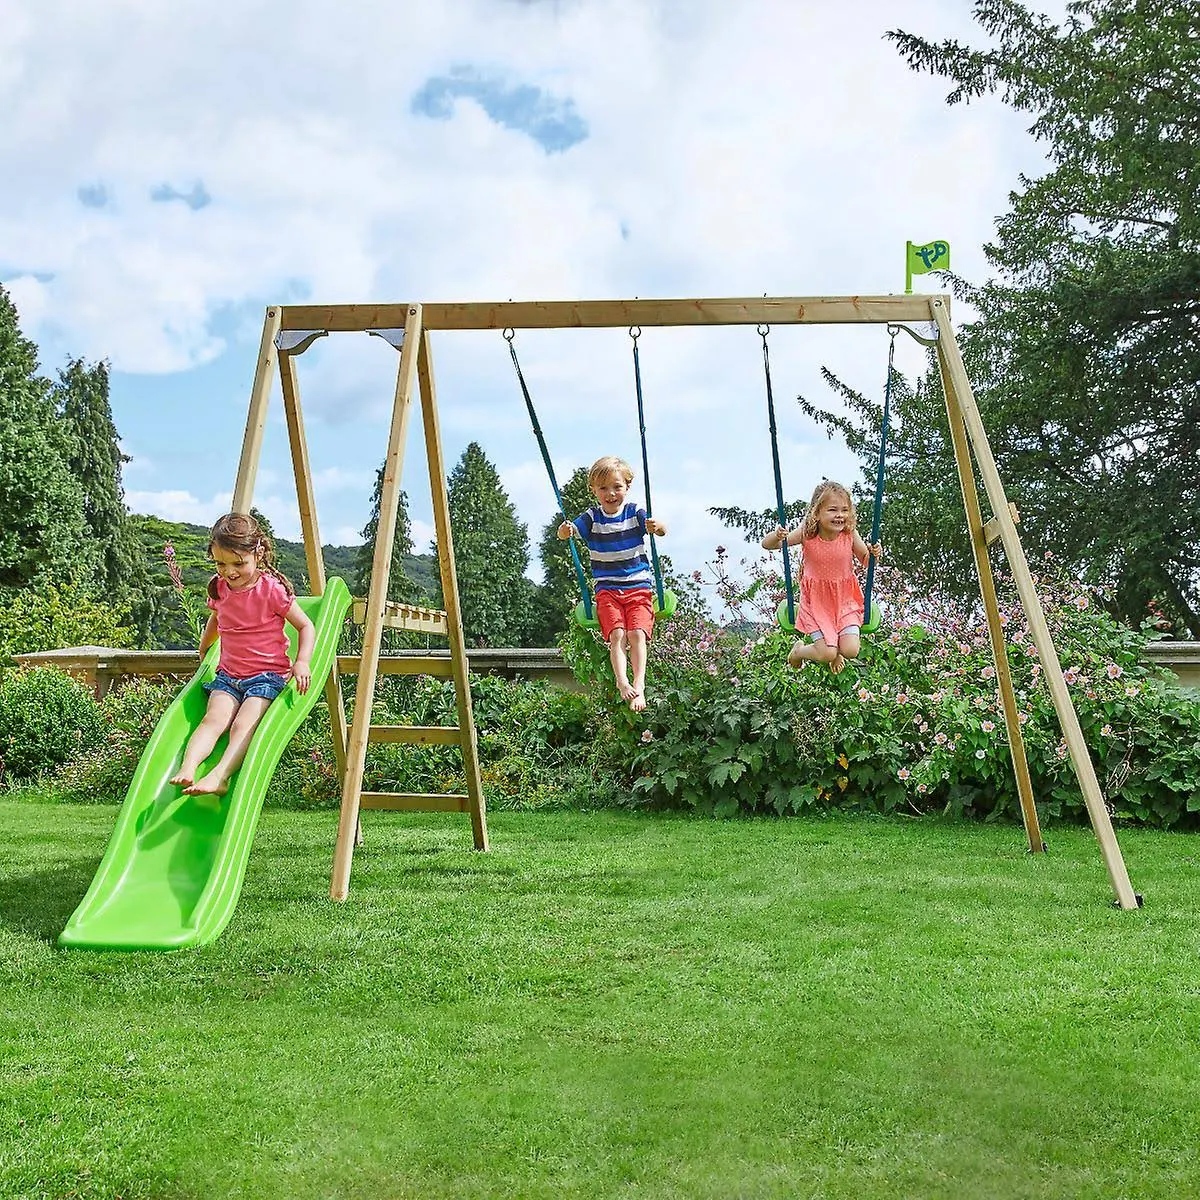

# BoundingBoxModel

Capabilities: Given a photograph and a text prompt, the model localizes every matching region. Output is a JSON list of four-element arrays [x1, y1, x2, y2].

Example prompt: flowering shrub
[[562, 554, 1200, 827]]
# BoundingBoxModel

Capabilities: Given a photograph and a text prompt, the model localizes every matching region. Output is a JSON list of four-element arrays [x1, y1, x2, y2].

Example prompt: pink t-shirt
[[207, 573, 294, 679]]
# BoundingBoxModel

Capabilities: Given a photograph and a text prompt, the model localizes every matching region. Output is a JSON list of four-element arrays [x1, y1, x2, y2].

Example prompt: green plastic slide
[[59, 578, 351, 951]]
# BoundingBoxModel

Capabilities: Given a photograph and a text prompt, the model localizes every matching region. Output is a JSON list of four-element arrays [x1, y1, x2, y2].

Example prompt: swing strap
[[503, 329, 594, 622], [760, 325, 796, 627], [862, 327, 897, 623], [629, 327, 666, 611]]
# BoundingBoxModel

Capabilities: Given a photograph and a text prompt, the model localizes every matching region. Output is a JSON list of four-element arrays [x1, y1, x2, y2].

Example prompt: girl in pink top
[[761, 481, 882, 674], [170, 513, 315, 797]]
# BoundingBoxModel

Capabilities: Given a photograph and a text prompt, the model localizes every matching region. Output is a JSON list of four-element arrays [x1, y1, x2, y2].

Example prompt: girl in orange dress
[[761, 480, 882, 674]]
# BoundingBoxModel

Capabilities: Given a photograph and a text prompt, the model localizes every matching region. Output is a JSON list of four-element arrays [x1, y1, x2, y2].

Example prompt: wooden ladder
[[329, 306, 488, 901]]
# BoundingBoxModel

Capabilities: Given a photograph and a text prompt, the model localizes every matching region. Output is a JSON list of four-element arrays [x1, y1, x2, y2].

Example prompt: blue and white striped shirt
[[573, 502, 652, 592]]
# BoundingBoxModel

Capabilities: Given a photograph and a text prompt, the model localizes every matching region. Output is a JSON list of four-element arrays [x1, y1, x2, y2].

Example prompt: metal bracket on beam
[[367, 328, 405, 351], [983, 502, 1021, 546], [887, 321, 940, 348], [275, 329, 328, 355]]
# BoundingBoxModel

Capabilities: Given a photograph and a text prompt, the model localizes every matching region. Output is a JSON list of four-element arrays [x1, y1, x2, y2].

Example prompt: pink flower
[[857, 687, 872, 702], [1064, 667, 1081, 685], [1056, 742, 1069, 760], [1100, 724, 1112, 737], [898, 767, 911, 781], [958, 642, 971, 655], [934, 732, 948, 745], [1025, 645, 1038, 658], [1012, 630, 1025, 644], [981, 720, 996, 733], [1125, 684, 1139, 697], [640, 729, 654, 743], [1073, 595, 1089, 610], [980, 666, 996, 680], [1019, 712, 1029, 725], [1106, 663, 1123, 680], [917, 783, 928, 794], [896, 692, 909, 705]]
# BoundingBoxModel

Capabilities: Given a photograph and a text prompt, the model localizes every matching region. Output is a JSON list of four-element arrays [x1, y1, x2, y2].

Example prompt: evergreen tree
[[890, 0, 1200, 634], [352, 462, 420, 603], [526, 466, 594, 646], [435, 442, 531, 646], [0, 286, 88, 591], [55, 358, 136, 595]]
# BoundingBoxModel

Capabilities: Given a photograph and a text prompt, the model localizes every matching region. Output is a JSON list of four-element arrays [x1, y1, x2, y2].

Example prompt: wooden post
[[931, 300, 1140, 909], [330, 304, 425, 901], [278, 349, 350, 788], [936, 353, 1045, 853], [232, 306, 283, 513], [418, 331, 489, 851]]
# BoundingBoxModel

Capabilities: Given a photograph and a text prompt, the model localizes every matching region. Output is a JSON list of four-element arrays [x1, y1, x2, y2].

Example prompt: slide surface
[[59, 578, 351, 951]]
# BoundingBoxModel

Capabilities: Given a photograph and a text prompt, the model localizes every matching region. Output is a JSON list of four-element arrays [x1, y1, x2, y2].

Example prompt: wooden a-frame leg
[[330, 305, 426, 900], [932, 300, 1139, 909], [937, 355, 1045, 853], [418, 332, 489, 851]]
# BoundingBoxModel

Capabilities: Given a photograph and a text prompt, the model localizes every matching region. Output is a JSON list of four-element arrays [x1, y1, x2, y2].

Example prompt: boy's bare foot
[[829, 654, 847, 674], [787, 651, 807, 670], [169, 771, 195, 788], [629, 690, 647, 712], [184, 774, 229, 798]]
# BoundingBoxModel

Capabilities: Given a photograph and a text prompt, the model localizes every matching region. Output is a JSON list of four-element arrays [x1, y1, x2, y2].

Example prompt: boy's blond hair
[[588, 456, 634, 490], [800, 480, 857, 539]]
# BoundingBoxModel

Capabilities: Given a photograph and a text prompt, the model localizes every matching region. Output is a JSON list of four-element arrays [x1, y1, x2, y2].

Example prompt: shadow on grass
[[0, 857, 101, 943]]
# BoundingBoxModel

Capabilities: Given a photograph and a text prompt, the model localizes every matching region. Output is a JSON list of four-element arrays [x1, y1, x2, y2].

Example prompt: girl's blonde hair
[[206, 512, 295, 601], [800, 480, 857, 539], [588, 455, 634, 490]]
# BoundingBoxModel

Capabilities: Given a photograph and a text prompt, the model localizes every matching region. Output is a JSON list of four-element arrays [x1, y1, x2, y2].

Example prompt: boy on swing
[[559, 455, 668, 712]]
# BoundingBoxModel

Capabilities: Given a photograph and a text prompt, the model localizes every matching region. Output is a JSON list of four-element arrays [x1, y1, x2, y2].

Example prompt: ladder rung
[[352, 600, 448, 635], [338, 655, 454, 677], [982, 502, 1021, 546], [360, 792, 470, 812], [368, 725, 462, 745]]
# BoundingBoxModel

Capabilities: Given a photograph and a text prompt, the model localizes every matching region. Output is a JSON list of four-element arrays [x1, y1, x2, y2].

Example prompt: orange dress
[[796, 530, 865, 643]]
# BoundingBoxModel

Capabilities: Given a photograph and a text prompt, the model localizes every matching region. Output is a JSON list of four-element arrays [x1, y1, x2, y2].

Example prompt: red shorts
[[596, 588, 655, 641]]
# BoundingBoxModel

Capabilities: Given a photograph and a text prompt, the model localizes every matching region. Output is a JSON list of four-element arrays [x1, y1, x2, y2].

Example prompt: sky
[[0, 0, 1063, 607]]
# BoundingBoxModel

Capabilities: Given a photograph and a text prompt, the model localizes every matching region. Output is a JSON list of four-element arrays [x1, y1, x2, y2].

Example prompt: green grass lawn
[[2, 801, 1200, 1200]]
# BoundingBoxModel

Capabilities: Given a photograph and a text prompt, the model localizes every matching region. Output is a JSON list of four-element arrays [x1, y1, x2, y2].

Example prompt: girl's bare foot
[[169, 771, 195, 788], [184, 774, 229, 797], [787, 649, 808, 670], [629, 690, 647, 712], [829, 654, 847, 674], [616, 679, 637, 704]]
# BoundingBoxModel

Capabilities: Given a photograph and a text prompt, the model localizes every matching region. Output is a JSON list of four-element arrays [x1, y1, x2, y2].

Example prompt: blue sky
[[0, 0, 1062, 602]]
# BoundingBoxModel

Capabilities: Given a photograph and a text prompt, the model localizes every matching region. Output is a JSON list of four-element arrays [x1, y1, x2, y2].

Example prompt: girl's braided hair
[[206, 512, 295, 601]]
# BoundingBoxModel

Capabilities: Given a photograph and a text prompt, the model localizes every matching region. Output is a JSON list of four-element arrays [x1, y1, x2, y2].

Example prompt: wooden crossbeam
[[337, 655, 455, 677], [351, 599, 449, 635], [367, 725, 462, 745], [360, 792, 471, 812], [278, 294, 941, 333], [983, 503, 1021, 546]]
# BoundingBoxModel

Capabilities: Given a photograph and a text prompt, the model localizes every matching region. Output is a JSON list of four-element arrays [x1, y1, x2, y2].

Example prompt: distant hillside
[[129, 513, 437, 597]]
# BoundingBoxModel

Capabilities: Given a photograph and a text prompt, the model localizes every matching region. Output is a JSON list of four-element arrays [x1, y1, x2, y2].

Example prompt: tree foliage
[[436, 442, 532, 647], [889, 0, 1200, 634], [351, 463, 421, 604], [0, 286, 88, 590], [54, 358, 136, 597]]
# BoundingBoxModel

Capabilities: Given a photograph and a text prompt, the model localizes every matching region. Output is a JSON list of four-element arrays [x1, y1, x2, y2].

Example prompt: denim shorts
[[204, 669, 289, 703]]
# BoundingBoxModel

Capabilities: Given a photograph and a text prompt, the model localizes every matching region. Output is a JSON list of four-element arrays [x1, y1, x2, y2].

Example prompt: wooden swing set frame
[[233, 293, 1141, 911]]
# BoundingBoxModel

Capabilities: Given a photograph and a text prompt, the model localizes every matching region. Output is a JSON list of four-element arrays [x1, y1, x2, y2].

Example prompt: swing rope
[[759, 324, 797, 628], [503, 328, 594, 623], [629, 326, 667, 612], [862, 326, 897, 626]]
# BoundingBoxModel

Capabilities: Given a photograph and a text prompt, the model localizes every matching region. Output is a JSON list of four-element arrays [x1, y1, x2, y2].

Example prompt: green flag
[[905, 240, 950, 292]]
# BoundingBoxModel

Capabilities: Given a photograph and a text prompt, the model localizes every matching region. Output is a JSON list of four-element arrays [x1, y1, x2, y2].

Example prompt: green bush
[[562, 558, 1200, 828], [53, 677, 177, 803], [0, 581, 134, 664], [0, 668, 107, 782]]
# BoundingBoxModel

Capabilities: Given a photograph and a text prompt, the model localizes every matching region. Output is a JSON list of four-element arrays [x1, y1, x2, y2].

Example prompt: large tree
[[435, 442, 531, 647], [0, 287, 88, 591], [351, 462, 420, 604], [889, 0, 1200, 634], [55, 357, 136, 595]]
